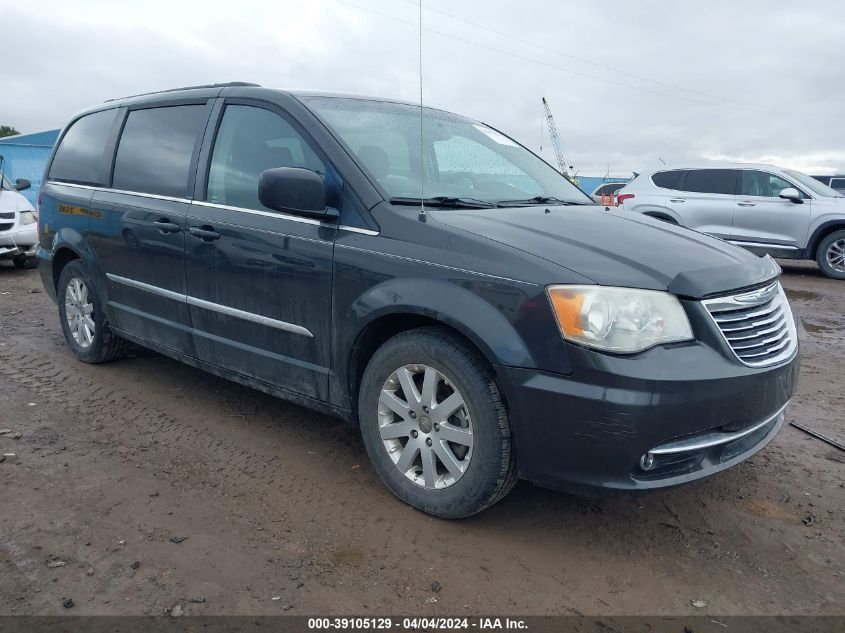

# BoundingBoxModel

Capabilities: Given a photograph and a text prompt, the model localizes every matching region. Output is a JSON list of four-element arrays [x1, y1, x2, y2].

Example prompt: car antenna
[[417, 0, 426, 223]]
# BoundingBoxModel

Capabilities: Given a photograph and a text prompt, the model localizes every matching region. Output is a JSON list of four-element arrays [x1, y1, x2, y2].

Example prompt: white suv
[[617, 163, 845, 279], [0, 172, 38, 269]]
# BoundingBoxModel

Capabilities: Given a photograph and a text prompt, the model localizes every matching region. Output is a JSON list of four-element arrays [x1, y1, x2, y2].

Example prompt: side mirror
[[258, 167, 334, 219], [779, 187, 802, 203], [14, 178, 31, 192]]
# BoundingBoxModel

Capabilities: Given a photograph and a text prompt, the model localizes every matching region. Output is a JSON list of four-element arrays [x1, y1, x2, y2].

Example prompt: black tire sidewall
[[57, 261, 112, 363], [816, 230, 845, 280], [358, 329, 510, 519]]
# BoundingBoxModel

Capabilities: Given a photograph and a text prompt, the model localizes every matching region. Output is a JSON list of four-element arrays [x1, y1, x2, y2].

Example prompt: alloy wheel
[[826, 238, 845, 273], [377, 364, 473, 489], [64, 277, 95, 348]]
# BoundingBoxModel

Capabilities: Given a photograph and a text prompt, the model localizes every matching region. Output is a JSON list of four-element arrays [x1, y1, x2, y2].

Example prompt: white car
[[617, 163, 845, 279], [0, 172, 38, 269]]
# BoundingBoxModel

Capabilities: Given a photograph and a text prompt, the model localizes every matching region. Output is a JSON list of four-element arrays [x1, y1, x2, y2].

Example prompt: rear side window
[[49, 109, 119, 186], [683, 169, 734, 195], [651, 170, 686, 190], [831, 178, 845, 190], [112, 105, 207, 198]]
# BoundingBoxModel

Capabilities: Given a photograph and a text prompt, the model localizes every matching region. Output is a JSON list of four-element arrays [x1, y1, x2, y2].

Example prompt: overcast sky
[[2, 0, 843, 176]]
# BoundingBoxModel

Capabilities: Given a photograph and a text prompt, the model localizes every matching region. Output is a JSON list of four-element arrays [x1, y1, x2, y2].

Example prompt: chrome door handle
[[737, 202, 756, 207], [669, 198, 685, 203]]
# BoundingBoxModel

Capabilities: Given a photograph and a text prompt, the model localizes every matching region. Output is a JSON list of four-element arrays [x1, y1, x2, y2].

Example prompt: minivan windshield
[[785, 169, 844, 198], [305, 97, 592, 206]]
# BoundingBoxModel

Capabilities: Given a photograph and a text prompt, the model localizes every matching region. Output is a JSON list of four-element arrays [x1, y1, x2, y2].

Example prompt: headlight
[[546, 285, 693, 353], [19, 211, 37, 225]]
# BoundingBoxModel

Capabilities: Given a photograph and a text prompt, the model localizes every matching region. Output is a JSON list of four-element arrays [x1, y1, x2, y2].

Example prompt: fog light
[[640, 453, 655, 471]]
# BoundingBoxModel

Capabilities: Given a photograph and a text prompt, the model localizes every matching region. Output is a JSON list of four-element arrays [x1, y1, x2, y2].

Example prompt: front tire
[[57, 260, 129, 363], [358, 328, 517, 519], [816, 230, 845, 280]]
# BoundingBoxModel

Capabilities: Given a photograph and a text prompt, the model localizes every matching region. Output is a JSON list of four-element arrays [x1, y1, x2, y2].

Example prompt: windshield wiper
[[496, 196, 589, 206], [390, 196, 496, 209]]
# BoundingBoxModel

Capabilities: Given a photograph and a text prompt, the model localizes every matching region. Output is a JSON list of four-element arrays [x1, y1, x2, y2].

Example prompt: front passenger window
[[739, 171, 800, 198], [207, 105, 326, 211]]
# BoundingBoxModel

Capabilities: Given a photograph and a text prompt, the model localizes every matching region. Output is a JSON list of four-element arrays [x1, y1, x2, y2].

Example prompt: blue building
[[0, 129, 60, 205], [573, 175, 632, 196]]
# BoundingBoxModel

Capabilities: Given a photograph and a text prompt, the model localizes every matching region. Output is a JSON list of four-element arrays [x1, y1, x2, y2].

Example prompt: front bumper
[[495, 342, 799, 493], [0, 224, 38, 259]]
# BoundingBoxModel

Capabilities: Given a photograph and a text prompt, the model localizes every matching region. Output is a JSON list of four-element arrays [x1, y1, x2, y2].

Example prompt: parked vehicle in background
[[590, 181, 627, 203], [0, 168, 38, 268], [38, 85, 798, 517], [811, 175, 845, 195], [617, 163, 845, 279]]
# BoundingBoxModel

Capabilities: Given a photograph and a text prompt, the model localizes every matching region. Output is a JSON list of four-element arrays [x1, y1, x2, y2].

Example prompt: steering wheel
[[443, 171, 480, 190]]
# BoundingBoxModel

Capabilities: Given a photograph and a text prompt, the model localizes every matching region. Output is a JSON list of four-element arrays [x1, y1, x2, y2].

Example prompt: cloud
[[3, 0, 843, 175]]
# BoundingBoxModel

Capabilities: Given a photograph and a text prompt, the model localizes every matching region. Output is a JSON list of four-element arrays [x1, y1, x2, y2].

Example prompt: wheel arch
[[341, 278, 535, 413], [805, 221, 845, 259], [50, 229, 102, 292], [642, 211, 680, 224]]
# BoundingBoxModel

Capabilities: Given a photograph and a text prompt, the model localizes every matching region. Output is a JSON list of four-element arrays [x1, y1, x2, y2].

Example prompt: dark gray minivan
[[38, 83, 799, 518]]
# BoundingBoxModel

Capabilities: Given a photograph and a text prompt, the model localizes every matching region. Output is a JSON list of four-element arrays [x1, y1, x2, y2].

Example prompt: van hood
[[431, 205, 780, 299]]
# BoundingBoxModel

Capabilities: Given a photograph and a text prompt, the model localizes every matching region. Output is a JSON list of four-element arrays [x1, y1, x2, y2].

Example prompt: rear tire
[[358, 327, 517, 519], [816, 230, 845, 280], [57, 260, 129, 363]]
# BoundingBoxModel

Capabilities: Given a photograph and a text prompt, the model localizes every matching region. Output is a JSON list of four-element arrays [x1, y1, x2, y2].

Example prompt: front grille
[[703, 281, 797, 368], [0, 211, 15, 232]]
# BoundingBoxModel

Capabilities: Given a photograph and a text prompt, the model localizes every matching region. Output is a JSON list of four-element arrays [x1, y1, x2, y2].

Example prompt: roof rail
[[105, 82, 261, 102]]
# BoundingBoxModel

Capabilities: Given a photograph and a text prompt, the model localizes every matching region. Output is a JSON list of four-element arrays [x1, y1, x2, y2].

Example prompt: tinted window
[[830, 178, 845, 190], [207, 105, 325, 211], [739, 170, 797, 198], [651, 170, 686, 190], [49, 109, 119, 185], [594, 184, 623, 196], [112, 105, 207, 197], [683, 169, 734, 195]]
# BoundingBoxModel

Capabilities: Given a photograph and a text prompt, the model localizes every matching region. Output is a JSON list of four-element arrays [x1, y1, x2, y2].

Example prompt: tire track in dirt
[[2, 266, 845, 615]]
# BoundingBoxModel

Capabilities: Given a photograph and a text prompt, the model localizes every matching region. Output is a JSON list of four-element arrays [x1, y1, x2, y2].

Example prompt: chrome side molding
[[105, 273, 313, 338]]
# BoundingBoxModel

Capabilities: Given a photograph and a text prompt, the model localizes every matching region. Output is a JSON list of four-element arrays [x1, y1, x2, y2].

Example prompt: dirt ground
[[0, 260, 843, 617]]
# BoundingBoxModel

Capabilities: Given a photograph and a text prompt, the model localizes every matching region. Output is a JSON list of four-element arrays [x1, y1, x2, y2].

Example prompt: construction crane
[[541, 97, 573, 178]]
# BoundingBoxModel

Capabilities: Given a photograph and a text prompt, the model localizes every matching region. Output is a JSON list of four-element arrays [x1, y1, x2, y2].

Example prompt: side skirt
[[110, 326, 354, 423]]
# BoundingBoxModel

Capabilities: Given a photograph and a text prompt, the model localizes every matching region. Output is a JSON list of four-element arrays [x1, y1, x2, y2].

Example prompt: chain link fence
[[0, 137, 57, 206]]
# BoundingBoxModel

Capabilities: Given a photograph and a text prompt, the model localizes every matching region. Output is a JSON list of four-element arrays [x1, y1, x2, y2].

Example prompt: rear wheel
[[57, 260, 129, 363], [816, 230, 845, 280], [358, 327, 517, 518]]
